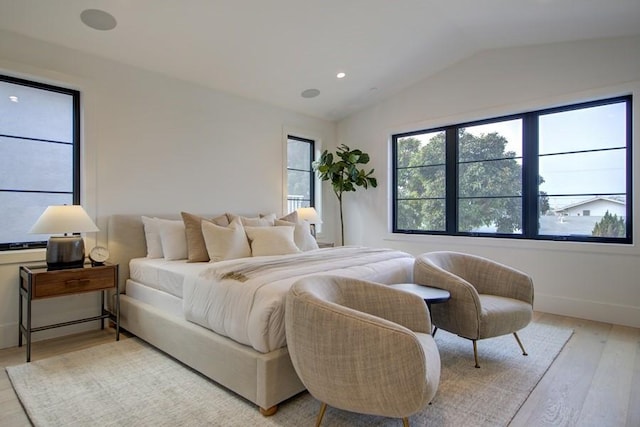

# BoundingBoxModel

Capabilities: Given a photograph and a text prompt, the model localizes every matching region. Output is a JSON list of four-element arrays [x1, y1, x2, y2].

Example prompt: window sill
[[384, 232, 639, 257], [0, 248, 46, 266]]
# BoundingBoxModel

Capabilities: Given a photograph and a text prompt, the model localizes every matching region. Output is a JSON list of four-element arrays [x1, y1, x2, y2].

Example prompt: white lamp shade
[[29, 205, 99, 234], [297, 207, 323, 224]]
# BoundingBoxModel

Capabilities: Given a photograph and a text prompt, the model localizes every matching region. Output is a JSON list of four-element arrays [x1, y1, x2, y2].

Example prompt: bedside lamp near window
[[29, 205, 99, 270], [297, 207, 322, 238]]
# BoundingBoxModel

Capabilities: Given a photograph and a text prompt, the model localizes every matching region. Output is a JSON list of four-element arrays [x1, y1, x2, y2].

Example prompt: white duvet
[[183, 246, 414, 353]]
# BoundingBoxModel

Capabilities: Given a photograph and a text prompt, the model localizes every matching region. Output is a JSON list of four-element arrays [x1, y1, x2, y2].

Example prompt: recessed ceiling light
[[336, 72, 346, 79], [80, 9, 117, 31], [9, 95, 19, 103], [301, 88, 320, 98]]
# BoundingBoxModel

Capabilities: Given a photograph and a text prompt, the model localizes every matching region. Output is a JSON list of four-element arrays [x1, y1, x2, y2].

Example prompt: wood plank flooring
[[0, 314, 638, 426]]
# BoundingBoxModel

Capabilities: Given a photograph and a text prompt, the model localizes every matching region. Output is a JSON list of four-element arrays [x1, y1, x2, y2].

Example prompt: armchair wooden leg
[[315, 402, 328, 427], [513, 332, 528, 356], [402, 417, 410, 427], [473, 339, 480, 368]]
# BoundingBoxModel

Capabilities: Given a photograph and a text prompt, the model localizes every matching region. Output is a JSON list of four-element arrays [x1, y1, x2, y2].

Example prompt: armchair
[[285, 275, 440, 426], [414, 251, 534, 368]]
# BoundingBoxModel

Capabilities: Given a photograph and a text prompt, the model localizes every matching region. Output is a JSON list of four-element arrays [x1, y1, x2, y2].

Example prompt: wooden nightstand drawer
[[24, 265, 117, 298]]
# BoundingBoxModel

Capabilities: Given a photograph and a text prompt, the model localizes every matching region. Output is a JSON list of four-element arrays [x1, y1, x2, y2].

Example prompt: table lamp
[[29, 205, 99, 270], [297, 207, 322, 238]]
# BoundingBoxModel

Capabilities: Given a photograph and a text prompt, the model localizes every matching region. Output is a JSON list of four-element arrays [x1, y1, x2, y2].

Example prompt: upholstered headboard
[[107, 214, 179, 292], [107, 215, 146, 292], [107, 213, 228, 292]]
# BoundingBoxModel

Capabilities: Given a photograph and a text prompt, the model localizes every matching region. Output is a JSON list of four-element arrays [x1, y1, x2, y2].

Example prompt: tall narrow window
[[538, 101, 628, 239], [0, 75, 80, 250], [458, 119, 523, 234], [394, 130, 446, 232], [287, 136, 315, 213]]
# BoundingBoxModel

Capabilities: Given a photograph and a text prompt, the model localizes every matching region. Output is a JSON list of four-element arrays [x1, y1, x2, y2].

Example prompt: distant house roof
[[554, 196, 625, 213]]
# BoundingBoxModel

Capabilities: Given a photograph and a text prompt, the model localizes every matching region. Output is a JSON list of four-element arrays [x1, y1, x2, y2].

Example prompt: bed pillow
[[202, 218, 251, 262], [241, 213, 276, 227], [181, 212, 230, 263], [141, 216, 163, 258], [245, 225, 301, 256], [157, 218, 188, 261], [275, 219, 319, 251], [226, 213, 274, 227], [277, 211, 298, 223]]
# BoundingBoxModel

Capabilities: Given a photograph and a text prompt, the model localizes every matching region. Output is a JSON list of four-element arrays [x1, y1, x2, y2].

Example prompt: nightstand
[[18, 263, 120, 362]]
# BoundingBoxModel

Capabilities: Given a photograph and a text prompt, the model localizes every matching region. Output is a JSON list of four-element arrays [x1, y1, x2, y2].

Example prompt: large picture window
[[392, 96, 632, 244], [0, 75, 80, 250], [286, 135, 315, 213]]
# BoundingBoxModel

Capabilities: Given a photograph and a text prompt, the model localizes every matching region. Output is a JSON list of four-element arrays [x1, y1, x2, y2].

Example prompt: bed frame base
[[119, 294, 305, 414]]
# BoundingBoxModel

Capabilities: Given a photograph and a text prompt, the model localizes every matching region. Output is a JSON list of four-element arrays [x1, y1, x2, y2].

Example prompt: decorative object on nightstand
[[18, 263, 120, 362], [29, 205, 99, 270], [297, 207, 322, 238], [89, 246, 110, 266]]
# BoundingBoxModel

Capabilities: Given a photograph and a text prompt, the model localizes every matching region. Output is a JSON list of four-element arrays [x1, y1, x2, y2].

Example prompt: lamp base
[[46, 236, 85, 270]]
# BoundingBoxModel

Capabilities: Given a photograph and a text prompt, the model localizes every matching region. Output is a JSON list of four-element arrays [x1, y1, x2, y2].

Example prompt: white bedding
[[183, 246, 414, 353], [129, 258, 211, 298], [126, 280, 183, 318]]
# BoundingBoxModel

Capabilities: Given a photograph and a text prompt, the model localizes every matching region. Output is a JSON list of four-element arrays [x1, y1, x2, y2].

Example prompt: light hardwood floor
[[1, 313, 638, 426]]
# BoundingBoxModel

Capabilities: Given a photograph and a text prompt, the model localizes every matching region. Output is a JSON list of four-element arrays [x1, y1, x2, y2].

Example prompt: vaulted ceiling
[[1, 0, 639, 121]]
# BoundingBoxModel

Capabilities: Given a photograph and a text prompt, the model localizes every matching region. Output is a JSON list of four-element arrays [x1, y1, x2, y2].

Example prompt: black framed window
[[0, 75, 80, 250], [287, 135, 315, 213], [393, 95, 632, 244]]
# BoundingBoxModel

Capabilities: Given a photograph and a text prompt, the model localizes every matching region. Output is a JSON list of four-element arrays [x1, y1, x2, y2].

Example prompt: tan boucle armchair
[[414, 251, 534, 368], [285, 275, 441, 427]]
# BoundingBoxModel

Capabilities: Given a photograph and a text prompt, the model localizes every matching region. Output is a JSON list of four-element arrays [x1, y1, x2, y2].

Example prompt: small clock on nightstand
[[89, 246, 110, 266]]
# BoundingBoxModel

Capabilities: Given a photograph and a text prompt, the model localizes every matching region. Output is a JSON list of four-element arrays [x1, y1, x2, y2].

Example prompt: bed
[[107, 214, 414, 415]]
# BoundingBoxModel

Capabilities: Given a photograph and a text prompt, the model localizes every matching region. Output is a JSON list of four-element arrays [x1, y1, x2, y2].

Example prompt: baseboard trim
[[535, 293, 640, 328]]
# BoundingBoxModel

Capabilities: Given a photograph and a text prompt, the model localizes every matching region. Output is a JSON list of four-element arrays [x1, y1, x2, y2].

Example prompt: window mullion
[[445, 127, 457, 233], [522, 113, 539, 238], [309, 139, 315, 208], [73, 92, 81, 204], [625, 99, 633, 241]]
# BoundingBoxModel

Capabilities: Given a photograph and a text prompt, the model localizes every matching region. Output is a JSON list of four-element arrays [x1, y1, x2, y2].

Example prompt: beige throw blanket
[[208, 247, 400, 282]]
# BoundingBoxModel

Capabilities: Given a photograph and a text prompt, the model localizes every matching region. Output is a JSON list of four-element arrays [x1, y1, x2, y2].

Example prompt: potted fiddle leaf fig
[[313, 144, 377, 245]]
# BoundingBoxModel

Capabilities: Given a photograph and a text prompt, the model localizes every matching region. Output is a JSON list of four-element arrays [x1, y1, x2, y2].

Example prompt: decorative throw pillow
[[201, 218, 251, 262], [181, 212, 230, 263], [225, 213, 274, 227], [277, 211, 298, 223], [141, 216, 163, 258], [157, 218, 188, 260], [245, 225, 301, 256], [240, 213, 276, 227], [275, 219, 319, 251]]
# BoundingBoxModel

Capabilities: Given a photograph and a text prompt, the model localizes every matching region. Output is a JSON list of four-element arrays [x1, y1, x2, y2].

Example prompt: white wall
[[336, 35, 640, 328], [0, 30, 336, 349]]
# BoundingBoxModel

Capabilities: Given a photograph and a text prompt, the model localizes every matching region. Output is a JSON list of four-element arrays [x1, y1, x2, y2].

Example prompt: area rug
[[7, 322, 572, 427]]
